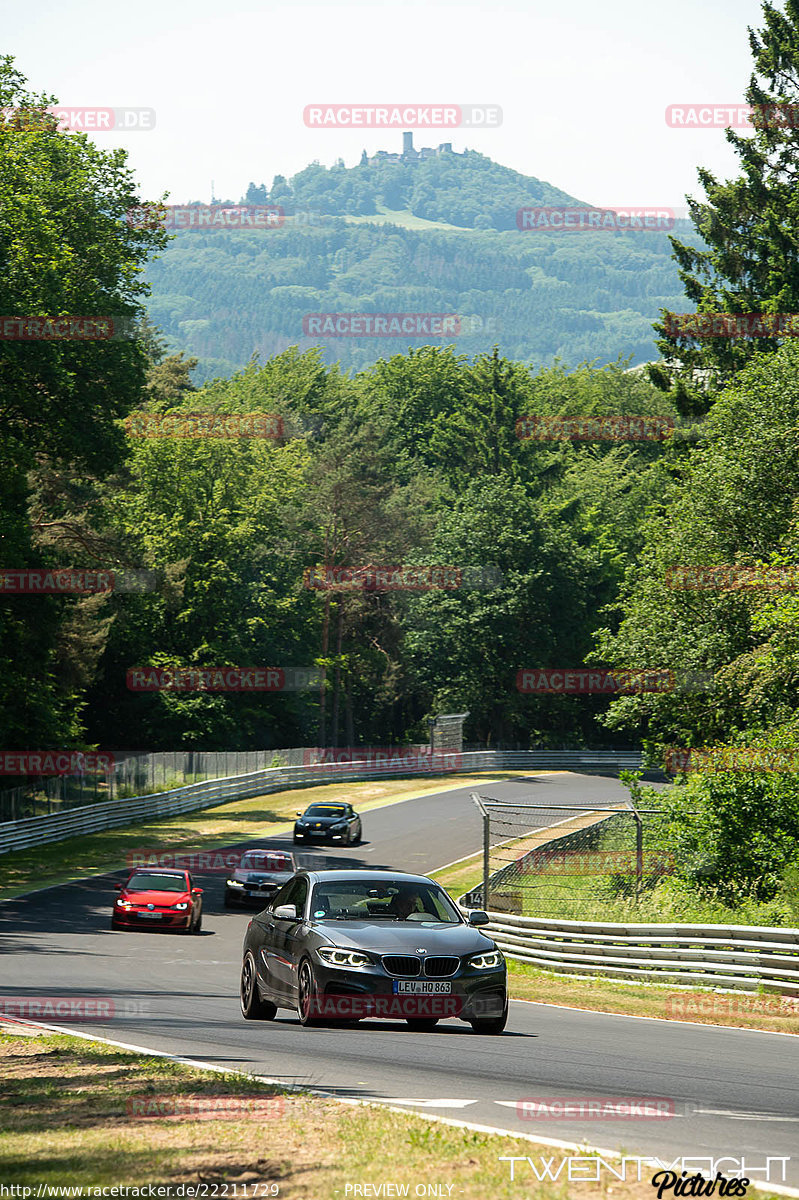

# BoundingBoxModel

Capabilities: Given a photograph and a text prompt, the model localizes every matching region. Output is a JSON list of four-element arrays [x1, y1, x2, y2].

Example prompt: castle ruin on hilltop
[[364, 131, 463, 166]]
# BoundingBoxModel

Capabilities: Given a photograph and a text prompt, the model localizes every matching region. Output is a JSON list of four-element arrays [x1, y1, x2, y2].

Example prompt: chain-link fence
[[464, 795, 675, 920]]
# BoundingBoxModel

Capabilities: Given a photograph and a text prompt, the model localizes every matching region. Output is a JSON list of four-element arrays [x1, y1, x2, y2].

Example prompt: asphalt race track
[[1, 772, 797, 1190]]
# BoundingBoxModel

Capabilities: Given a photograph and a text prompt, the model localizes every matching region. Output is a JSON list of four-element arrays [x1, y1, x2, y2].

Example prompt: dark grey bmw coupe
[[239, 869, 507, 1033]]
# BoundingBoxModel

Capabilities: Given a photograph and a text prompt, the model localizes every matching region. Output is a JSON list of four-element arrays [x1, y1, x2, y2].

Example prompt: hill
[[145, 146, 701, 381]]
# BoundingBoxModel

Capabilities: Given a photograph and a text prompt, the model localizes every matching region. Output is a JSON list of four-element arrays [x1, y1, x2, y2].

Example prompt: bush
[[646, 772, 799, 903]]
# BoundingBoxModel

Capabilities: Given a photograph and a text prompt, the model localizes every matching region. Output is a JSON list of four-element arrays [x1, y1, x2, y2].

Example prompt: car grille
[[423, 956, 460, 978], [381, 955, 461, 978], [381, 955, 421, 977]]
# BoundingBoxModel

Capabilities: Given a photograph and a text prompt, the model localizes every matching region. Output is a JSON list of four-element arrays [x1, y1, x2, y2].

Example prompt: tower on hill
[[366, 132, 461, 167]]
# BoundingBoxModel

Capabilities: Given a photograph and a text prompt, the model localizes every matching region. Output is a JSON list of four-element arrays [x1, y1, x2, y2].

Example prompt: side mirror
[[296, 811, 303, 817], [468, 910, 490, 926], [191, 888, 203, 895], [114, 882, 123, 890], [273, 904, 298, 920]]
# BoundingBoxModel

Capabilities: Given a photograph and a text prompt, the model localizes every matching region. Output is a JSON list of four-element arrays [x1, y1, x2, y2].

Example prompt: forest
[[5, 0, 799, 919]]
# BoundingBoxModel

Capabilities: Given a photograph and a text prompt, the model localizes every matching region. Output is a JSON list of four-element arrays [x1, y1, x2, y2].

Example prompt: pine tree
[[651, 0, 799, 415]]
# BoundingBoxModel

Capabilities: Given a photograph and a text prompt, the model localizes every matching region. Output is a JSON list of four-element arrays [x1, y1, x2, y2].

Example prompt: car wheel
[[405, 1018, 439, 1031], [224, 891, 237, 908], [469, 1002, 508, 1035], [297, 958, 323, 1026], [111, 920, 124, 931], [193, 909, 202, 934], [293, 835, 301, 844], [240, 951, 277, 1020], [353, 825, 362, 845]]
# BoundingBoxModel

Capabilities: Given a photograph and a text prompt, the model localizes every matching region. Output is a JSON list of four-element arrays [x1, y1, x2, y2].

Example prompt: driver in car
[[388, 887, 422, 919]]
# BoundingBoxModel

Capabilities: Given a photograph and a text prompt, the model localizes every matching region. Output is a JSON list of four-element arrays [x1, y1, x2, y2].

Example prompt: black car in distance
[[224, 849, 296, 908], [293, 802, 362, 845], [239, 869, 508, 1033]]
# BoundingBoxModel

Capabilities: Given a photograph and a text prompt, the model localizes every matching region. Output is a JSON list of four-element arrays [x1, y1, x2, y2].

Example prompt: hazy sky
[[6, 0, 767, 209]]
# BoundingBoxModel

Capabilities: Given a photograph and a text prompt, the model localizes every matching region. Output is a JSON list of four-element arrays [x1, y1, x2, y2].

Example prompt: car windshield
[[126, 873, 187, 892], [304, 806, 346, 817], [310, 880, 461, 923], [241, 853, 291, 871]]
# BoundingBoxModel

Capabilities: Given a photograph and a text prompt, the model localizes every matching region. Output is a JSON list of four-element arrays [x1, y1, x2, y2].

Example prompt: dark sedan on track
[[224, 849, 296, 908], [239, 869, 507, 1032], [293, 802, 362, 845], [112, 868, 203, 933]]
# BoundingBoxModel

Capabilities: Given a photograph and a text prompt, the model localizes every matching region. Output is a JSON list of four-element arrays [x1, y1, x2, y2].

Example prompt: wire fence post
[[627, 799, 644, 904], [471, 793, 490, 911]]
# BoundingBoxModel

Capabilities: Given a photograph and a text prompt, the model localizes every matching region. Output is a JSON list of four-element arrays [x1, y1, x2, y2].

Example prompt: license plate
[[137, 912, 162, 919], [393, 981, 452, 994]]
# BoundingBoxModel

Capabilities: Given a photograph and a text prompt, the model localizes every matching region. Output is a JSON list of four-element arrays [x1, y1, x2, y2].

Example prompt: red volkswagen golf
[[112, 868, 203, 933]]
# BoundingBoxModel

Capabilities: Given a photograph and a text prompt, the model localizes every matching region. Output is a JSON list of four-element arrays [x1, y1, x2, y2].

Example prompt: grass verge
[[0, 771, 531, 902], [4, 1029, 784, 1199]]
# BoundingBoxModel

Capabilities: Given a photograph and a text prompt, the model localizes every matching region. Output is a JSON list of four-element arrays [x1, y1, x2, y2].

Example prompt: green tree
[[0, 57, 166, 748], [651, 0, 799, 415]]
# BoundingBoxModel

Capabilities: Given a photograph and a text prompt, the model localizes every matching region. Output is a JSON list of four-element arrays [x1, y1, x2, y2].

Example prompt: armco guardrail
[[0, 754, 465, 855], [0, 749, 641, 856], [457, 905, 799, 994]]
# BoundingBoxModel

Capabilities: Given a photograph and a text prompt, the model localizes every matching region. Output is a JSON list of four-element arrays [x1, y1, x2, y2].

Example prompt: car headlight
[[174, 902, 189, 910], [227, 879, 244, 887], [316, 947, 371, 968], [331, 822, 347, 829], [468, 950, 503, 970], [115, 899, 130, 908]]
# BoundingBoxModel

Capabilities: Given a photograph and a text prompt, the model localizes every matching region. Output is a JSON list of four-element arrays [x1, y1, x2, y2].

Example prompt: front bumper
[[226, 883, 280, 905], [112, 907, 192, 930], [308, 956, 506, 1021], [294, 827, 348, 842]]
